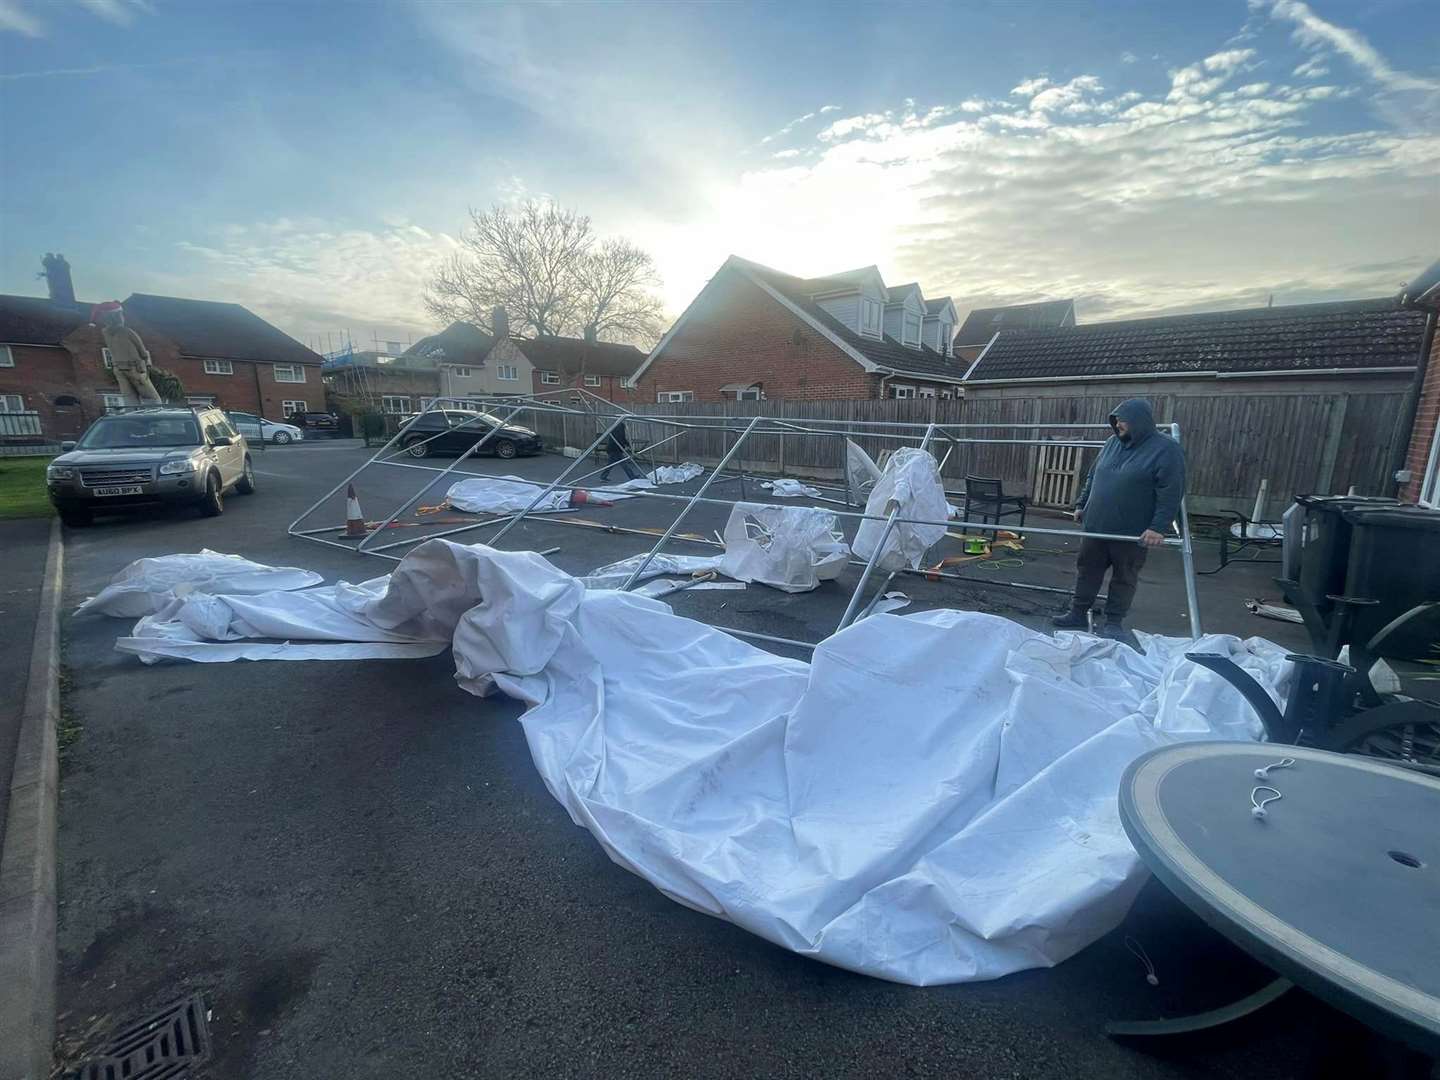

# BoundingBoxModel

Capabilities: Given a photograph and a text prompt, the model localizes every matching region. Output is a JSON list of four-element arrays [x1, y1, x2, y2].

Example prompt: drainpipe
[[1390, 307, 1437, 495], [250, 360, 265, 419]]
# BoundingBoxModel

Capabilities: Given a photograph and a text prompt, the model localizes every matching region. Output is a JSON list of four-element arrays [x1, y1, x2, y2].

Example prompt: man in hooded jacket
[[1053, 399, 1185, 642]]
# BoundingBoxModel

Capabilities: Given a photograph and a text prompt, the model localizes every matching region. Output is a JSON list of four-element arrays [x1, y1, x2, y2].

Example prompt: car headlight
[[159, 458, 198, 475], [46, 465, 75, 480]]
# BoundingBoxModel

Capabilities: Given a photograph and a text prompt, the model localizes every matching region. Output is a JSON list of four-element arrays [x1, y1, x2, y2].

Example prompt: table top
[[1119, 741, 1440, 1053]]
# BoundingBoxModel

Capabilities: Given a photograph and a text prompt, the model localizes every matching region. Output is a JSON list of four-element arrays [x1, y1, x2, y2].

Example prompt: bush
[[149, 366, 186, 403]]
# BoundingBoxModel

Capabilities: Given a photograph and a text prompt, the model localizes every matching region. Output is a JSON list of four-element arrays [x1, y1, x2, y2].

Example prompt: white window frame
[[940, 389, 955, 400], [273, 363, 306, 383], [902, 312, 922, 348], [381, 395, 411, 415], [584, 374, 602, 387], [497, 363, 518, 381], [0, 345, 13, 367], [917, 386, 937, 399], [452, 366, 473, 378], [735, 386, 763, 401], [0, 393, 24, 412], [101, 347, 113, 370], [100, 392, 124, 412], [860, 298, 883, 339], [185, 394, 217, 406], [657, 390, 694, 403], [203, 358, 234, 375], [282, 399, 309, 417], [540, 370, 561, 385], [891, 384, 915, 400], [1420, 415, 1440, 508]]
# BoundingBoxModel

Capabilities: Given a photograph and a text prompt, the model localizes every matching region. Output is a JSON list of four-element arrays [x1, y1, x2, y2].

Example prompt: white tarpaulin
[[581, 552, 726, 590], [851, 448, 950, 572], [102, 539, 1286, 985], [74, 550, 323, 617], [446, 476, 574, 514], [761, 479, 825, 499], [846, 438, 882, 505], [649, 463, 703, 485], [720, 503, 849, 592]]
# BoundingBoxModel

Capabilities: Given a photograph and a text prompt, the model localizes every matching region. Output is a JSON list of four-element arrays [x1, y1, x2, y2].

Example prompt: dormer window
[[861, 298, 883, 338], [902, 311, 922, 349]]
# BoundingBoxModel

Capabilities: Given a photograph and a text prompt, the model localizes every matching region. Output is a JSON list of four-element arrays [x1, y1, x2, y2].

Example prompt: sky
[[1, 0, 1437, 351]]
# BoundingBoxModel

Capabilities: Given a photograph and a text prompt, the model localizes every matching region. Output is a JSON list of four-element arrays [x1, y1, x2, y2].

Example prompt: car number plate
[[94, 485, 144, 496]]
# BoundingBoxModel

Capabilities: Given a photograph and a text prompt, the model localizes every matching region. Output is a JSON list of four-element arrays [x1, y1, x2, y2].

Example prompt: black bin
[[1340, 504, 1440, 659], [1292, 494, 1401, 616]]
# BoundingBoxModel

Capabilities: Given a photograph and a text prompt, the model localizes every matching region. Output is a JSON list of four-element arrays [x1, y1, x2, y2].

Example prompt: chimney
[[42, 253, 76, 305], [583, 324, 597, 345], [492, 306, 509, 339]]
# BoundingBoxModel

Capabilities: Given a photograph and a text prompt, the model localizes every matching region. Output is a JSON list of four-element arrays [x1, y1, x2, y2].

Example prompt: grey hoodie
[[1075, 399, 1186, 538]]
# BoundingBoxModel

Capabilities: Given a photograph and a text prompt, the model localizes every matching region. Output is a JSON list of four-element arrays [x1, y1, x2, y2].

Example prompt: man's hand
[[1139, 529, 1166, 547], [1072, 508, 1084, 523]]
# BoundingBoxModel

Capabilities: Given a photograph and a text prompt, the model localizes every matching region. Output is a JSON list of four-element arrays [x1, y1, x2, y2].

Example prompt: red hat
[[90, 301, 123, 324]]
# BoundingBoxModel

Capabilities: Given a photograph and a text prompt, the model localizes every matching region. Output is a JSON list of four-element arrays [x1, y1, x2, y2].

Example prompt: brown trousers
[[1073, 538, 1148, 620]]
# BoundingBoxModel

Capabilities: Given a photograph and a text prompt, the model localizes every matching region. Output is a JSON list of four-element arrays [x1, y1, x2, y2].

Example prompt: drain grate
[[75, 993, 211, 1080]]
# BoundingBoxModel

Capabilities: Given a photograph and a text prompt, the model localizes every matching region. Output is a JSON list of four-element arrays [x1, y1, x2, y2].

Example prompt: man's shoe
[[1101, 621, 1141, 651], [1051, 607, 1090, 629]]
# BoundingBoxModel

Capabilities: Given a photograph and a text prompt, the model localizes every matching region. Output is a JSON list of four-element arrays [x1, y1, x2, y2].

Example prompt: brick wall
[[0, 343, 92, 439], [1399, 318, 1440, 503], [530, 369, 639, 404]]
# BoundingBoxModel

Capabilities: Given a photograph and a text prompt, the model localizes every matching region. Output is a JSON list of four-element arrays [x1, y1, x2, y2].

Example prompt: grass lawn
[[0, 456, 54, 519]]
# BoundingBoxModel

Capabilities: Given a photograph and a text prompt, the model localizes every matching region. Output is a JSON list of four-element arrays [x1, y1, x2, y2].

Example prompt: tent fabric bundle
[[96, 539, 1286, 985], [74, 550, 323, 617], [851, 448, 951, 572]]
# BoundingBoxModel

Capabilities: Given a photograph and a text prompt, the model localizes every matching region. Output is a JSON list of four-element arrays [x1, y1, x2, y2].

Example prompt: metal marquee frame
[[287, 389, 1203, 651]]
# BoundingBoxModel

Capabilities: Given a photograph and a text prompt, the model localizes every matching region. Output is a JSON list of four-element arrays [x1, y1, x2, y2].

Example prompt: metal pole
[[718, 626, 817, 652], [1171, 422, 1204, 639], [620, 415, 763, 590], [488, 416, 626, 545], [356, 402, 529, 551]]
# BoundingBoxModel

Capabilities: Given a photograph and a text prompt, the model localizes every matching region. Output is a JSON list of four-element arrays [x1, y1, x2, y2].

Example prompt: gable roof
[[964, 297, 1426, 383], [954, 299, 1076, 348], [0, 294, 91, 346], [511, 335, 646, 378], [406, 321, 496, 366], [924, 297, 957, 318], [122, 294, 322, 366]]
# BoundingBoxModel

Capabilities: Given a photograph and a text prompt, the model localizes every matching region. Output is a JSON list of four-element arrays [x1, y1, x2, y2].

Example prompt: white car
[[225, 411, 305, 445]]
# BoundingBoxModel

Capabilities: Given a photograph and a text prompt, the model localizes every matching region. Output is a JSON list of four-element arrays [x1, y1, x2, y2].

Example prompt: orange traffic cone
[[345, 484, 367, 537], [569, 488, 613, 508]]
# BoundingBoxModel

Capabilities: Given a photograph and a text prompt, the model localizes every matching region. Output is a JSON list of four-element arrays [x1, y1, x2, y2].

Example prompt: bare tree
[[424, 200, 665, 345]]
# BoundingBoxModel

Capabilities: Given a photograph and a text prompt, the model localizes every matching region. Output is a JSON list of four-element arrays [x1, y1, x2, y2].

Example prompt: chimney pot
[[492, 306, 509, 339], [583, 324, 597, 345], [42, 253, 76, 305]]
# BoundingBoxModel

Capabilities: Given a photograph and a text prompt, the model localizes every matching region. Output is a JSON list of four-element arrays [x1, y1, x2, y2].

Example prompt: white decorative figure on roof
[[91, 301, 162, 405]]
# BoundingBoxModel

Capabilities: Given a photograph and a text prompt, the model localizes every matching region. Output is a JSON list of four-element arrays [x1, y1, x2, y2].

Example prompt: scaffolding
[[287, 390, 1204, 651]]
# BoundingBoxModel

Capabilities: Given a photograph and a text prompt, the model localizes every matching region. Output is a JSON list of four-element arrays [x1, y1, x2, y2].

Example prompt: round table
[[1116, 741, 1440, 1058]]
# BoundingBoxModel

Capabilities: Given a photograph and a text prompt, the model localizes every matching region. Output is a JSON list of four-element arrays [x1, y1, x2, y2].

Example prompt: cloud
[[75, 0, 154, 24], [1263, 0, 1440, 92], [1293, 55, 1329, 79], [0, 0, 42, 35], [1010, 77, 1051, 97], [1121, 51, 1138, 65], [819, 104, 841, 114]]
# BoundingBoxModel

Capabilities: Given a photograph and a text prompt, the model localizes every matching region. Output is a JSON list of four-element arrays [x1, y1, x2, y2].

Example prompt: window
[[940, 390, 955, 400], [273, 364, 305, 383], [891, 385, 915, 400], [382, 395, 410, 414], [540, 371, 561, 385], [917, 386, 937, 399], [497, 364, 518, 381], [0, 394, 24, 412], [658, 391, 694, 403], [100, 393, 124, 412], [185, 395, 216, 406], [860, 297, 882, 338], [452, 366, 473, 378], [584, 374, 601, 387], [736, 386, 763, 401], [902, 312, 922, 348], [54, 394, 80, 407], [282, 400, 308, 416], [203, 358, 234, 375], [101, 347, 113, 370], [0, 345, 13, 367], [1421, 416, 1440, 508]]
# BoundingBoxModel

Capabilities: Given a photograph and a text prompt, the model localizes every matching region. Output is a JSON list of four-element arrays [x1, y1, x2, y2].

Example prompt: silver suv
[[46, 406, 255, 526]]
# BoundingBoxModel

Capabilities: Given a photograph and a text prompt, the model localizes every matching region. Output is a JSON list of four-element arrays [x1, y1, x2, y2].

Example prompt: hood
[[55, 446, 200, 465], [1109, 398, 1156, 444]]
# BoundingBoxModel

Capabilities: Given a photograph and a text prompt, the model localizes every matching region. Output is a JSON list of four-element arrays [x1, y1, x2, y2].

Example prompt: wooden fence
[[503, 388, 1411, 516]]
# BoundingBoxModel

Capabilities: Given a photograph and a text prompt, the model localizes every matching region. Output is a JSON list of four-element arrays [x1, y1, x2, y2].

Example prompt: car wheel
[[272, 430, 293, 445], [200, 472, 224, 516], [236, 456, 257, 495], [58, 507, 92, 527], [404, 437, 429, 458], [494, 438, 518, 460]]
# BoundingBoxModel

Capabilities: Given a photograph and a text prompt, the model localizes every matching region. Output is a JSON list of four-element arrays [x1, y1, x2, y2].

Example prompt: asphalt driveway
[[52, 444, 1360, 1079]]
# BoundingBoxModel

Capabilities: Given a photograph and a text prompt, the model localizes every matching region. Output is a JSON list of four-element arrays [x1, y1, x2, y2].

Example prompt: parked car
[[46, 406, 255, 526], [225, 410, 305, 444], [294, 411, 339, 433], [397, 409, 543, 459]]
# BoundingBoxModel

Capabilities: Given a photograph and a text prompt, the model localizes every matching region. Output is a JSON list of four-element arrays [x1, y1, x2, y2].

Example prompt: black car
[[295, 411, 338, 432], [397, 409, 543, 459]]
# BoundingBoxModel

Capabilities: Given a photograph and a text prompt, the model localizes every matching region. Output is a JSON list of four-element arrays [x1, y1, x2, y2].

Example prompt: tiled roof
[[743, 262, 967, 382], [515, 335, 646, 378], [122, 294, 323, 365], [406, 321, 495, 366], [0, 294, 91, 346], [924, 297, 955, 315], [965, 297, 1426, 382], [954, 299, 1075, 348]]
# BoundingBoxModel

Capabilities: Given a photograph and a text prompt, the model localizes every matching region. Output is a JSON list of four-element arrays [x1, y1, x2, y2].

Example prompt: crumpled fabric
[[74, 550, 323, 617], [762, 479, 824, 499], [581, 552, 726, 590], [851, 448, 950, 571], [720, 503, 849, 592], [100, 539, 1289, 986], [445, 476, 574, 514], [648, 462, 703, 484]]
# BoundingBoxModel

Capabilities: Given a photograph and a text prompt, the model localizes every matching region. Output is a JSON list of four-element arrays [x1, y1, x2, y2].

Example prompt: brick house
[[626, 256, 967, 403], [0, 257, 323, 440], [1398, 257, 1440, 506], [321, 351, 445, 417], [517, 334, 645, 403], [952, 298, 1075, 364]]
